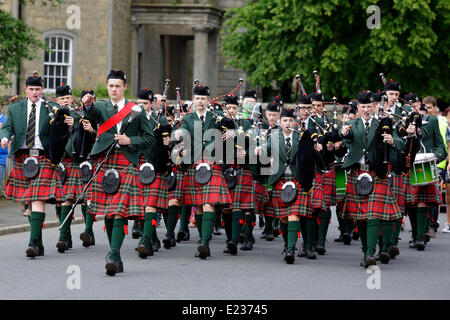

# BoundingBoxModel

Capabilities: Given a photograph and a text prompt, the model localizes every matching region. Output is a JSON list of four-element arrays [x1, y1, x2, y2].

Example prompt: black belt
[[17, 149, 45, 157]]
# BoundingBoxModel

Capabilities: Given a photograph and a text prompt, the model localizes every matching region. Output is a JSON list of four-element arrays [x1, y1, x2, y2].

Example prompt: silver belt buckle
[[361, 164, 369, 172], [30, 149, 39, 157]]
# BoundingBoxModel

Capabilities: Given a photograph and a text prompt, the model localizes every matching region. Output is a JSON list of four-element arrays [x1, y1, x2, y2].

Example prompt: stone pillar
[[130, 20, 140, 96], [192, 25, 210, 87]]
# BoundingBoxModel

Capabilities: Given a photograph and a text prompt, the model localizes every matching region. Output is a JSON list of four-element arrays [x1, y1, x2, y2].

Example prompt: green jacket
[[141, 112, 168, 165], [85, 99, 155, 166], [420, 115, 447, 163], [0, 99, 59, 156], [265, 130, 300, 186], [342, 118, 405, 170]]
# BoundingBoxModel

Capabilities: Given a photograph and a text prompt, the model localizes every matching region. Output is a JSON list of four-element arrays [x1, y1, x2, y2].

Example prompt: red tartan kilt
[[61, 158, 84, 201], [88, 150, 143, 219], [182, 164, 231, 206], [4, 153, 63, 203], [323, 169, 336, 207], [265, 194, 276, 217], [227, 167, 255, 210], [413, 183, 442, 206], [390, 174, 405, 214], [272, 175, 312, 218], [141, 173, 168, 210], [403, 172, 415, 206], [312, 173, 326, 212], [254, 180, 269, 214]]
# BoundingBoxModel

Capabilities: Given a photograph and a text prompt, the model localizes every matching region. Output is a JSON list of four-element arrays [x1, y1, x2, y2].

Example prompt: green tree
[[0, 0, 62, 88], [221, 0, 450, 104]]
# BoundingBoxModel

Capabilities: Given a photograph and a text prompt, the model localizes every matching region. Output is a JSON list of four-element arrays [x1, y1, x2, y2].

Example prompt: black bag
[[80, 161, 93, 183], [194, 163, 212, 185], [139, 163, 156, 185], [165, 172, 177, 191], [23, 157, 40, 179], [57, 163, 67, 185], [102, 169, 121, 194], [280, 181, 298, 204], [224, 168, 237, 190], [356, 173, 374, 196]]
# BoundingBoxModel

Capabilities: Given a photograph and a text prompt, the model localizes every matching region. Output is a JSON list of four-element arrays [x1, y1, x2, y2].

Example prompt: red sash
[[96, 102, 137, 138]]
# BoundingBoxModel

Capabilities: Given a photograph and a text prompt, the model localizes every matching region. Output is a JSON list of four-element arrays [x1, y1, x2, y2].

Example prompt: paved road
[[0, 209, 449, 300]]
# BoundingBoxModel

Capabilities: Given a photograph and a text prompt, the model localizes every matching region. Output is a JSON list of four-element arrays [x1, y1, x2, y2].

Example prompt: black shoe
[[334, 234, 344, 242], [306, 249, 317, 260], [152, 239, 161, 252], [315, 245, 326, 255], [409, 239, 417, 249], [163, 238, 171, 250], [363, 255, 376, 268], [26, 239, 40, 258], [388, 246, 399, 259], [213, 226, 222, 236], [196, 244, 211, 259], [379, 252, 390, 264], [176, 231, 185, 243], [132, 226, 142, 239], [272, 228, 280, 238], [342, 233, 352, 245], [297, 243, 307, 257], [56, 239, 70, 253], [240, 238, 253, 251], [226, 241, 238, 255], [137, 242, 153, 259], [416, 240, 425, 251], [352, 230, 360, 241], [285, 249, 295, 264], [105, 251, 122, 276], [80, 232, 95, 247]]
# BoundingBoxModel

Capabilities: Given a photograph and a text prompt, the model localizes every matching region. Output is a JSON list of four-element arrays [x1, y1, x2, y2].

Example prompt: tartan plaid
[[413, 183, 442, 206], [182, 164, 232, 206], [311, 173, 326, 212], [168, 170, 185, 201], [344, 169, 401, 221], [336, 193, 346, 219], [254, 180, 269, 214], [403, 172, 415, 206], [265, 194, 276, 217], [226, 167, 255, 210], [88, 149, 143, 218], [4, 153, 63, 203], [61, 157, 83, 202], [323, 169, 336, 207], [272, 174, 312, 218], [389, 173, 405, 215], [142, 173, 168, 210]]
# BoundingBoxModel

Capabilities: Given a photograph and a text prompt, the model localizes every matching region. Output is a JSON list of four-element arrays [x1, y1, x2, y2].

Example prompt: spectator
[[444, 107, 450, 233], [0, 102, 9, 189]]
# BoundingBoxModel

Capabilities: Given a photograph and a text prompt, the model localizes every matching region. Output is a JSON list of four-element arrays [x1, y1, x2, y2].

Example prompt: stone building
[[1, 0, 247, 100]]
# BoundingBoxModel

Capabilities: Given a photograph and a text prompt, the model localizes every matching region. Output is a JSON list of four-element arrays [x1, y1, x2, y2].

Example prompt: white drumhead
[[414, 153, 436, 164]]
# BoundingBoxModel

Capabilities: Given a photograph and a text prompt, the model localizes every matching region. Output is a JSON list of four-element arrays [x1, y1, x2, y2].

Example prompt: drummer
[[408, 93, 447, 250]]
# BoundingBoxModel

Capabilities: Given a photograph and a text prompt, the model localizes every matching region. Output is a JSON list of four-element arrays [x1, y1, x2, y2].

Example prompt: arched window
[[43, 34, 73, 91]]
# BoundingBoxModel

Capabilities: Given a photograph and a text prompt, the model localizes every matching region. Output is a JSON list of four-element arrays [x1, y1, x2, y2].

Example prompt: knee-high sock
[[166, 206, 180, 238], [264, 214, 274, 234], [82, 205, 94, 235], [245, 212, 256, 239], [391, 218, 402, 246], [59, 206, 73, 241], [408, 207, 417, 240], [215, 206, 222, 228], [231, 211, 244, 243], [318, 209, 331, 246], [337, 216, 344, 236], [357, 220, 368, 254], [29, 211, 45, 247], [273, 217, 280, 229], [104, 218, 114, 245], [110, 218, 127, 260], [141, 212, 155, 247], [132, 219, 139, 231], [55, 205, 61, 220], [280, 221, 288, 249], [306, 218, 316, 250], [343, 218, 354, 235], [178, 205, 188, 233], [366, 219, 381, 256], [201, 211, 216, 246], [222, 213, 232, 242], [287, 220, 301, 251], [162, 212, 168, 229], [195, 213, 203, 238], [381, 220, 394, 252], [416, 207, 428, 241]]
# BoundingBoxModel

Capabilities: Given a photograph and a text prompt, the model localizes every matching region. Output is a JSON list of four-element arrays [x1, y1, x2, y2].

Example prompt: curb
[[0, 216, 105, 237]]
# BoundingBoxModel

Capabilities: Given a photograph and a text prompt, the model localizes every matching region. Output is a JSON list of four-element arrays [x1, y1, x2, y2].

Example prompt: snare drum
[[335, 162, 348, 194], [410, 153, 439, 186]]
